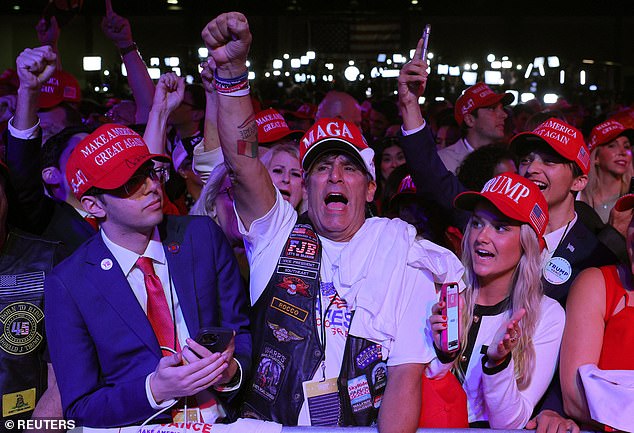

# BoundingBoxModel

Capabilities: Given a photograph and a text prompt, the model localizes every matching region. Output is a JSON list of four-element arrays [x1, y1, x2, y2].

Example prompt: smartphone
[[193, 327, 233, 357], [441, 283, 460, 353], [420, 24, 431, 60]]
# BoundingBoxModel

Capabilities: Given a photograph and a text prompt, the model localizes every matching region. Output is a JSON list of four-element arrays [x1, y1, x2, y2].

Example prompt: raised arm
[[143, 72, 184, 155], [101, 0, 154, 124], [201, 12, 275, 229], [35, 16, 62, 71], [397, 39, 469, 230], [13, 46, 56, 130]]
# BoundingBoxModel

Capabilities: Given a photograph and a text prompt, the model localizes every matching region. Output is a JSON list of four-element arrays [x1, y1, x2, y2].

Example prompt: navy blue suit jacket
[[45, 215, 251, 427]]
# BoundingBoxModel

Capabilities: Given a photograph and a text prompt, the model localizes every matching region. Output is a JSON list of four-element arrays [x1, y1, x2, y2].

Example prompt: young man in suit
[[45, 124, 251, 428]]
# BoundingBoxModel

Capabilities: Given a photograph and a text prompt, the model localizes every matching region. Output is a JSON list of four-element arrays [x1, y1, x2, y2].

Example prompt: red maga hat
[[256, 108, 304, 144], [510, 118, 590, 175], [65, 123, 170, 199], [454, 82, 514, 126], [38, 70, 81, 109], [588, 119, 634, 152], [454, 171, 549, 238], [299, 118, 375, 180]]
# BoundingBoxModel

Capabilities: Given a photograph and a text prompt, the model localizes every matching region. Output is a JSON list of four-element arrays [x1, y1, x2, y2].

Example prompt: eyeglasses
[[112, 166, 170, 197]]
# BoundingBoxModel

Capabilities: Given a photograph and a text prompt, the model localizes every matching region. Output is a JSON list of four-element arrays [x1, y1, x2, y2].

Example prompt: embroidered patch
[[277, 276, 310, 297], [2, 388, 36, 417], [285, 239, 318, 260], [267, 321, 304, 343], [355, 344, 382, 369], [277, 257, 319, 280], [347, 375, 372, 413], [0, 302, 44, 355], [253, 345, 288, 402], [371, 362, 388, 392], [270, 297, 309, 322]]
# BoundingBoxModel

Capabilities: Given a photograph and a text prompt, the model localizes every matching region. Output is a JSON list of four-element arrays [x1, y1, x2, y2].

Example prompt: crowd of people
[[0, 7, 633, 433]]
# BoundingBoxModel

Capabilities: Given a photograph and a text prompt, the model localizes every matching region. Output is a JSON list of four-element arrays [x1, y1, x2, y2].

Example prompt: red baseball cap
[[299, 118, 375, 180], [588, 119, 634, 152], [285, 103, 317, 120], [38, 70, 81, 109], [388, 174, 417, 208], [65, 123, 170, 199], [454, 171, 549, 238], [610, 108, 634, 130], [454, 82, 514, 126], [256, 108, 303, 145], [510, 118, 591, 175], [614, 194, 634, 212]]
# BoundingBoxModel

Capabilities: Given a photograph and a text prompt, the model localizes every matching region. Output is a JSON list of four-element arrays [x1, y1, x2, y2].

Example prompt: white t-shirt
[[239, 189, 437, 425]]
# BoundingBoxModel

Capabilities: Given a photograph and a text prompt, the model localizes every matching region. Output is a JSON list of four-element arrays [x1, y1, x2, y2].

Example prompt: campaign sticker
[[355, 344, 382, 369], [0, 302, 44, 356], [253, 345, 289, 402], [543, 256, 572, 285], [347, 375, 372, 413]]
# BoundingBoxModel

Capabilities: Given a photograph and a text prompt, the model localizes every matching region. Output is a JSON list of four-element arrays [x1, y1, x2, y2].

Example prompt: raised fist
[[201, 12, 251, 76], [16, 46, 57, 91]]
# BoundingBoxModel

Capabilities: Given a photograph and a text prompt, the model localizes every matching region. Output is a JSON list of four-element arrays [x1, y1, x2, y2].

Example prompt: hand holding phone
[[420, 24, 431, 60], [192, 327, 234, 358], [441, 283, 460, 353]]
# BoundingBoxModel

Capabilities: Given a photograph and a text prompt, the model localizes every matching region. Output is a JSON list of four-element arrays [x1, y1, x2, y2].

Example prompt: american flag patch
[[0, 271, 45, 303], [577, 146, 590, 171], [529, 204, 547, 233]]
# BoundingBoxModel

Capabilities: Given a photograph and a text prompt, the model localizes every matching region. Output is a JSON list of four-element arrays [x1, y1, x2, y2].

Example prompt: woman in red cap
[[559, 193, 634, 432], [578, 120, 634, 223], [427, 172, 565, 429]]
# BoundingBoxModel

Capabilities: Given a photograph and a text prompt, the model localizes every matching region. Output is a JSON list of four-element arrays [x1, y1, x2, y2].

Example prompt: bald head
[[316, 91, 362, 127]]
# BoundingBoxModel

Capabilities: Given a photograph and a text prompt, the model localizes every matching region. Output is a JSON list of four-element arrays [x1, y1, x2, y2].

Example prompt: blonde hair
[[581, 146, 633, 208], [458, 222, 543, 389]]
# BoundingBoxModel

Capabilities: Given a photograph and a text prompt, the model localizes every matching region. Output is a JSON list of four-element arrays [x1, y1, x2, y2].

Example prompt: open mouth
[[529, 179, 547, 191], [280, 189, 291, 200], [324, 193, 348, 208], [475, 249, 494, 258]]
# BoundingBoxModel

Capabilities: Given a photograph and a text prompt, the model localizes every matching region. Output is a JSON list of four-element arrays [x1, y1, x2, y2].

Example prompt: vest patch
[[270, 297, 309, 322], [253, 345, 289, 402], [2, 387, 36, 417], [347, 375, 372, 413], [0, 302, 44, 355], [277, 276, 310, 297], [267, 321, 305, 342]]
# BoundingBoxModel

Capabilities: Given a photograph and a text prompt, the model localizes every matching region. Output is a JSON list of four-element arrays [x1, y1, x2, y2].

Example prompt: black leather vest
[[0, 230, 59, 423], [242, 214, 386, 426]]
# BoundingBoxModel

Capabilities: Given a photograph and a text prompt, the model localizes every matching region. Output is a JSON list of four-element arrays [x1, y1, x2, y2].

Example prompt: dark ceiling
[[1, 0, 628, 17]]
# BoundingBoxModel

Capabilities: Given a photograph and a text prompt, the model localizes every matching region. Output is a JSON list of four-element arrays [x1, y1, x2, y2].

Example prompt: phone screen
[[445, 284, 459, 351]]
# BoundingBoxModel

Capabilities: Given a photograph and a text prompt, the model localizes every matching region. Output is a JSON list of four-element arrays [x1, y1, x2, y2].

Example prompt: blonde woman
[[427, 172, 565, 428], [578, 120, 634, 223]]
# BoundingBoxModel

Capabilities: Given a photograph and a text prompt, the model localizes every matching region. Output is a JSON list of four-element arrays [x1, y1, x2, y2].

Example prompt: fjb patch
[[277, 276, 310, 297], [267, 321, 304, 343], [285, 239, 318, 260], [355, 344, 382, 369], [0, 302, 44, 356], [347, 375, 372, 413], [253, 345, 289, 402]]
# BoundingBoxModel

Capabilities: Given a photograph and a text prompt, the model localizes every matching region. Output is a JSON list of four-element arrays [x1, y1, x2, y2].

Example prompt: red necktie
[[135, 256, 179, 356], [84, 216, 99, 231]]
